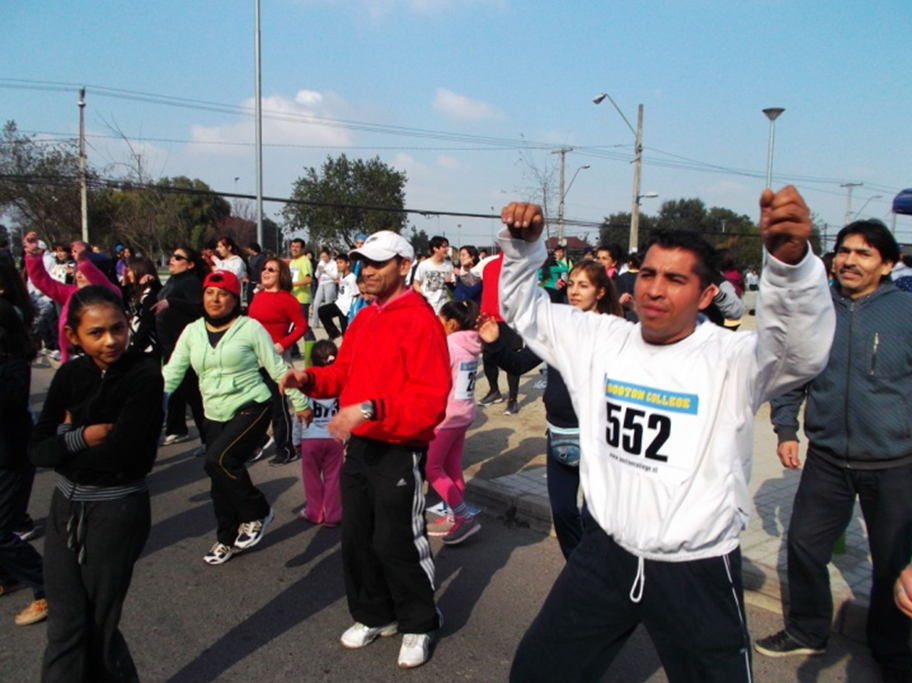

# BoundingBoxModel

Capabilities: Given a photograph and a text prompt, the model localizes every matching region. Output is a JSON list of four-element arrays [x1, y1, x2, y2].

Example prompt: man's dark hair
[[643, 231, 718, 290], [429, 235, 448, 251], [290, 238, 306, 249], [598, 243, 626, 265], [335, 252, 351, 263], [247, 242, 262, 253], [835, 219, 900, 268]]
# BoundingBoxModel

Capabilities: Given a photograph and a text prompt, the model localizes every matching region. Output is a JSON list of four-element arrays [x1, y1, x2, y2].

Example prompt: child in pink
[[298, 340, 343, 527], [426, 300, 483, 545]]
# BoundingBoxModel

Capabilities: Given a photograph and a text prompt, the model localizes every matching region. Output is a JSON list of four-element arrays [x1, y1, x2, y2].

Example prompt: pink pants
[[425, 426, 468, 508], [300, 438, 344, 525]]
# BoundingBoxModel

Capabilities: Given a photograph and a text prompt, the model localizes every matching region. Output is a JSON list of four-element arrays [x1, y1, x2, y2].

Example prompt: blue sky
[[3, 0, 910, 248]]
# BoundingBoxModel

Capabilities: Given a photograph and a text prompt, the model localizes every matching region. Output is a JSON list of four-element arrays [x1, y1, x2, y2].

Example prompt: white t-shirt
[[414, 259, 452, 313], [335, 272, 358, 315]]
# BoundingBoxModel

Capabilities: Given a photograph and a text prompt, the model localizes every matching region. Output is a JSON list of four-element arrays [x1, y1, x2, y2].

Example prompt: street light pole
[[594, 93, 644, 253], [78, 88, 89, 243], [254, 0, 264, 245], [762, 107, 785, 189], [852, 194, 884, 221]]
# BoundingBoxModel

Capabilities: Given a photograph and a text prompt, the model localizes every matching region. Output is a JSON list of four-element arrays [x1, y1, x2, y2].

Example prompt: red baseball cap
[[203, 270, 241, 298]]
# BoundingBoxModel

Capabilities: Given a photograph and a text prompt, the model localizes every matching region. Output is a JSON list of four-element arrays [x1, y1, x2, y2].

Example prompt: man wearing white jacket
[[501, 186, 835, 683]]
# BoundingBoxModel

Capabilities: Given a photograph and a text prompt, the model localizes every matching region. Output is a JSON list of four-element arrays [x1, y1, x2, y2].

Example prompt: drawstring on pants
[[66, 502, 88, 565], [629, 556, 645, 603]]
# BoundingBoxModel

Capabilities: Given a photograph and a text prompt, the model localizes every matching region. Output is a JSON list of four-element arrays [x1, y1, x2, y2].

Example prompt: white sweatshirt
[[499, 231, 834, 562]]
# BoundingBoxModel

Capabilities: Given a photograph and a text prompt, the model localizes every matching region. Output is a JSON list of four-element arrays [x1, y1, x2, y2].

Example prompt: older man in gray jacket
[[756, 219, 912, 683]]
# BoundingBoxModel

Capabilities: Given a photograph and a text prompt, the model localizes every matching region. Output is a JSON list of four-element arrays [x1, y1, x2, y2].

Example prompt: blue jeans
[[785, 452, 912, 671]]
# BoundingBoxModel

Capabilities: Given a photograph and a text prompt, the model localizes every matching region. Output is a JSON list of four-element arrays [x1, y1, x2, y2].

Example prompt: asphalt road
[[0, 364, 883, 682]]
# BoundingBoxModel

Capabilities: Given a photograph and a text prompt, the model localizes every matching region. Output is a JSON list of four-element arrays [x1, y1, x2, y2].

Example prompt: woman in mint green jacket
[[163, 270, 308, 566]]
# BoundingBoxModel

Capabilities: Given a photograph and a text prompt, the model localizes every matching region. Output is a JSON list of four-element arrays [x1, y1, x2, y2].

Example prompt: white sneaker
[[340, 621, 398, 649], [234, 508, 275, 549], [398, 634, 433, 669], [162, 433, 189, 446], [397, 608, 442, 669], [203, 542, 236, 565]]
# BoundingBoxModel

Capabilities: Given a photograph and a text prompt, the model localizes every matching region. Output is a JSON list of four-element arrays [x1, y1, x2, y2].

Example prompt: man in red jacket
[[281, 230, 450, 670]]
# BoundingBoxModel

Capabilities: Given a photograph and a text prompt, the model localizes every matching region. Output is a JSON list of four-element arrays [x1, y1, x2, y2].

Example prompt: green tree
[[0, 120, 89, 246], [97, 176, 230, 257], [408, 225, 430, 256], [283, 154, 407, 249], [599, 212, 656, 251]]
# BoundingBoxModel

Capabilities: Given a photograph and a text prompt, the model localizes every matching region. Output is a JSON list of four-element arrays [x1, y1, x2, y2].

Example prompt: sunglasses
[[171, 253, 188, 262], [263, 266, 279, 273]]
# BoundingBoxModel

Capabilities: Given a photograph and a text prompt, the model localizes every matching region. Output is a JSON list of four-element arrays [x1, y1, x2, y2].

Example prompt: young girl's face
[[65, 303, 130, 371], [438, 314, 460, 336], [567, 270, 605, 313]]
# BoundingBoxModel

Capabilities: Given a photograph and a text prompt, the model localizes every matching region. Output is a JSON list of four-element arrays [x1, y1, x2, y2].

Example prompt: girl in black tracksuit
[[30, 286, 163, 683]]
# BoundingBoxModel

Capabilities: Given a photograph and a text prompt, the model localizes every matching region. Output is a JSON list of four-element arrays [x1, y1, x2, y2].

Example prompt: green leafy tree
[[0, 120, 90, 246], [283, 154, 407, 249], [599, 212, 656, 252], [97, 176, 230, 257], [409, 225, 430, 256]]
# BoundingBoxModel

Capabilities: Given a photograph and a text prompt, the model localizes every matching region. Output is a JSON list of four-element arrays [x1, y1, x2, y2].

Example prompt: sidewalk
[[455, 312, 873, 643]]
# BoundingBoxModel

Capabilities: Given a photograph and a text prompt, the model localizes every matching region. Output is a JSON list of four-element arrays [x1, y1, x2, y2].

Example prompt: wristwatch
[[360, 400, 376, 421]]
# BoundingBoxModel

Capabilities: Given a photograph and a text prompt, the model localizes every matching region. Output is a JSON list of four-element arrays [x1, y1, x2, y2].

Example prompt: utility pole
[[551, 147, 573, 247], [78, 88, 89, 243], [841, 182, 863, 226], [629, 104, 644, 254]]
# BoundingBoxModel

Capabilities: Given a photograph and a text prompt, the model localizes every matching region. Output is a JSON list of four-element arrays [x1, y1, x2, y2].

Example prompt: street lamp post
[[852, 194, 884, 221], [594, 93, 644, 253], [762, 107, 785, 189]]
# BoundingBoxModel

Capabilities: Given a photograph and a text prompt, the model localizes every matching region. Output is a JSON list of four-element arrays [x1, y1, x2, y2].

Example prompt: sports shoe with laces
[[162, 433, 189, 446], [504, 399, 519, 415], [477, 390, 504, 406], [442, 516, 481, 545], [249, 436, 274, 463], [269, 451, 300, 467], [234, 508, 275, 549], [427, 511, 455, 537], [340, 621, 398, 649], [397, 609, 443, 669], [15, 598, 48, 626], [754, 630, 825, 658], [203, 542, 237, 565]]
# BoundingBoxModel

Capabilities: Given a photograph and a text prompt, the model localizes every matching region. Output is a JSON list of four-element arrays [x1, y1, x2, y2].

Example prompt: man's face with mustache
[[834, 233, 894, 300]]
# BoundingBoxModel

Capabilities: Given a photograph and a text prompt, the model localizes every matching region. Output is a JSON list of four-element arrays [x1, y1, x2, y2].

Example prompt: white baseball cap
[[350, 230, 414, 262]]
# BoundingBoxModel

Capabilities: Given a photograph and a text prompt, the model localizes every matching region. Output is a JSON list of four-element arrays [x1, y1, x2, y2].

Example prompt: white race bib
[[602, 376, 700, 484], [454, 360, 479, 401]]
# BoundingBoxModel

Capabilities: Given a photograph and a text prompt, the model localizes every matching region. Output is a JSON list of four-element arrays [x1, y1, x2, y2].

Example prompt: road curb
[[466, 475, 869, 643]]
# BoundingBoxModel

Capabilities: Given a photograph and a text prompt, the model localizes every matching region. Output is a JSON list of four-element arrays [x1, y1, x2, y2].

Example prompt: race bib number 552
[[603, 377, 700, 481]]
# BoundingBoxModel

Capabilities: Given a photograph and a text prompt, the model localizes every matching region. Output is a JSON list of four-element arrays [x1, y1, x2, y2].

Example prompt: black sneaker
[[478, 390, 504, 406], [270, 452, 301, 467], [504, 399, 519, 415], [754, 630, 825, 658]]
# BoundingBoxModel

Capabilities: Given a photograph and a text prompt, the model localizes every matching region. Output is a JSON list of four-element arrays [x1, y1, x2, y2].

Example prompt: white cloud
[[433, 88, 505, 123], [189, 90, 353, 156], [437, 155, 460, 169]]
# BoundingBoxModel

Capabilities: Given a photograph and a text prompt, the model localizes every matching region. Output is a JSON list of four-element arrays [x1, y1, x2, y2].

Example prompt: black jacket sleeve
[[66, 360, 164, 476]]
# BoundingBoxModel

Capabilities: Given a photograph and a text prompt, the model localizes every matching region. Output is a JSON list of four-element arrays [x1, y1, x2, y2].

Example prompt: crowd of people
[[2, 184, 912, 682]]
